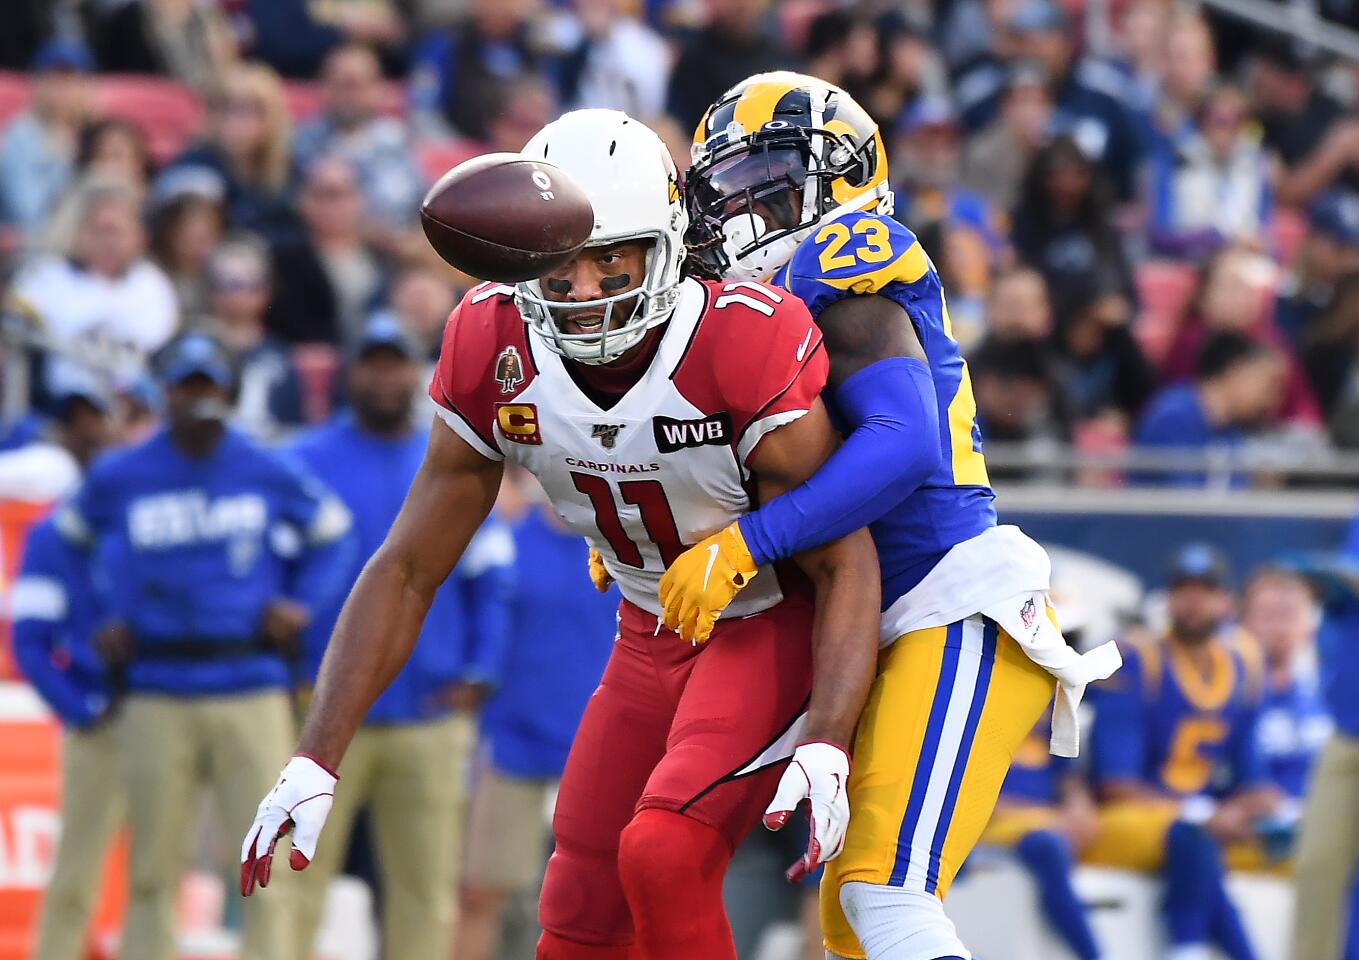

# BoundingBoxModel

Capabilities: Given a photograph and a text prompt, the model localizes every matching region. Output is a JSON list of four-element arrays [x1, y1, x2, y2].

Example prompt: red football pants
[[538, 595, 814, 947]]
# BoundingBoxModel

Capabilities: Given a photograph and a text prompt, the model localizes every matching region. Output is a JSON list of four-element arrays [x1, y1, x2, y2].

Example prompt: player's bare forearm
[[796, 530, 880, 748], [296, 418, 503, 769], [750, 400, 881, 749]]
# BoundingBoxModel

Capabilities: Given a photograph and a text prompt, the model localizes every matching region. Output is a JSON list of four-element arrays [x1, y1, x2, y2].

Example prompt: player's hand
[[94, 619, 134, 667], [259, 598, 311, 657], [763, 741, 851, 883], [588, 547, 614, 592], [240, 755, 338, 895], [1206, 799, 1257, 845], [658, 523, 758, 645]]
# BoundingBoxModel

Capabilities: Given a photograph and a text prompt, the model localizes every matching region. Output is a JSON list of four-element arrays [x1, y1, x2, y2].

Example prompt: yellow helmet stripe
[[732, 80, 796, 136]]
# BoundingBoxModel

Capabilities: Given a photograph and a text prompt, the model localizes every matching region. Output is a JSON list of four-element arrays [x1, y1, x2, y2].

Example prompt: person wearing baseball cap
[[1277, 190, 1359, 347], [54, 330, 354, 960], [1085, 543, 1279, 960], [285, 312, 514, 959], [202, 237, 305, 439]]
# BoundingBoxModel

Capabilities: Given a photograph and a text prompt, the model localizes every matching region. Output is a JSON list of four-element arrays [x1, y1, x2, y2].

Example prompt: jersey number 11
[[572, 472, 686, 568]]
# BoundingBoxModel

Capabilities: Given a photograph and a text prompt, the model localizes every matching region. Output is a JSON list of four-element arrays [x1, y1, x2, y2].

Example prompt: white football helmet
[[516, 109, 688, 365]]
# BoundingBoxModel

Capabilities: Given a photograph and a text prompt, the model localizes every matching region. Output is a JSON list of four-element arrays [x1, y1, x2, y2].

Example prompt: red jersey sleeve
[[428, 283, 535, 460], [675, 280, 829, 467]]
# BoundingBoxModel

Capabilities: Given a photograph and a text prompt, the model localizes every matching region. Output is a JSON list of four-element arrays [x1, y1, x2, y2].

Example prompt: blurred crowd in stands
[[1, 0, 1359, 483]]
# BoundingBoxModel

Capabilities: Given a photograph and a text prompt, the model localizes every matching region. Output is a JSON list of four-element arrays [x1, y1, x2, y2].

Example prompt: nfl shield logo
[[592, 424, 623, 449], [1019, 598, 1037, 630]]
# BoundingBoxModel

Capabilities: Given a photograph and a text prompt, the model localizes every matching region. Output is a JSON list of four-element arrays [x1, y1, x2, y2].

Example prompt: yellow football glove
[[658, 522, 758, 645], [587, 547, 614, 592]]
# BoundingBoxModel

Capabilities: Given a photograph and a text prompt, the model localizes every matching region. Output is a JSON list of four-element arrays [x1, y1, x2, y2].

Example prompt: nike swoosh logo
[[795, 328, 813, 362], [701, 543, 720, 590]]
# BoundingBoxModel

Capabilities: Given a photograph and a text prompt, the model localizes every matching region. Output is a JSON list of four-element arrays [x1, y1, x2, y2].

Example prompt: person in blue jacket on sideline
[[454, 466, 619, 960], [55, 332, 354, 960], [288, 315, 515, 960], [13, 373, 119, 960]]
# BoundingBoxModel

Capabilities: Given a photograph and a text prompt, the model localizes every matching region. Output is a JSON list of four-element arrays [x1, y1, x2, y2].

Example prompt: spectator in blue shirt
[[292, 44, 423, 238], [409, 0, 549, 141], [1243, 568, 1333, 806], [13, 376, 117, 960], [204, 235, 304, 439], [956, 0, 1145, 201], [457, 467, 619, 960], [1148, 84, 1273, 260], [56, 332, 354, 960], [289, 316, 514, 960], [245, 0, 406, 79], [1281, 191, 1359, 349], [1134, 332, 1285, 487], [167, 63, 303, 249], [0, 39, 93, 238]]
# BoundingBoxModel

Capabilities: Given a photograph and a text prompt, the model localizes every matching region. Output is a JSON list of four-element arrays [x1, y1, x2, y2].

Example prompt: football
[[419, 153, 596, 283]]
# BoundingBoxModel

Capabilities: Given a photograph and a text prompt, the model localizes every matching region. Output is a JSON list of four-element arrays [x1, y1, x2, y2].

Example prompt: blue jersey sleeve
[[11, 522, 105, 726], [1090, 643, 1148, 787]]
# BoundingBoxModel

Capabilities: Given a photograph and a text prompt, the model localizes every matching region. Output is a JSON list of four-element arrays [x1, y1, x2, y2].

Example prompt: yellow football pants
[[821, 615, 1054, 959]]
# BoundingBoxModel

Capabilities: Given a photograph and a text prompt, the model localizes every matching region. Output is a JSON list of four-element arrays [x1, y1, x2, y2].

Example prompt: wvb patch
[[653, 413, 732, 453]]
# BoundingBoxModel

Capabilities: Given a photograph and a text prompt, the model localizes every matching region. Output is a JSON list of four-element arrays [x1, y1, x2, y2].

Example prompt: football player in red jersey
[[240, 109, 881, 960]]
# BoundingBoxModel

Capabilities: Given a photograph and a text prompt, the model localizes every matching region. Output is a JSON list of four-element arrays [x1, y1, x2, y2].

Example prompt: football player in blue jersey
[[651, 72, 1122, 960], [1085, 545, 1277, 960]]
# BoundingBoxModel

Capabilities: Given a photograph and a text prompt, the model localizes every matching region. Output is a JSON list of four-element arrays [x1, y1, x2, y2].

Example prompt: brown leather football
[[419, 153, 595, 283]]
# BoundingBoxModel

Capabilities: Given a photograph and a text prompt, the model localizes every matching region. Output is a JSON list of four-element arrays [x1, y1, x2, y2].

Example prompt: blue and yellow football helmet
[[687, 71, 893, 281]]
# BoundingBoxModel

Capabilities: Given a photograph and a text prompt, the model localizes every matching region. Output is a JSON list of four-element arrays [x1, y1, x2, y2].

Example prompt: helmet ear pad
[[839, 136, 878, 190]]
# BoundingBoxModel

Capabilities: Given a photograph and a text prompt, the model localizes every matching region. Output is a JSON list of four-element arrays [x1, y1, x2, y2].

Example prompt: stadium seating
[[1133, 260, 1198, 366], [96, 75, 204, 164], [0, 72, 407, 167]]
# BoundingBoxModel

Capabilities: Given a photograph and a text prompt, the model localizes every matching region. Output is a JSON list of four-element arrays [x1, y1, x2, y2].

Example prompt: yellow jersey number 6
[[816, 219, 893, 273]]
